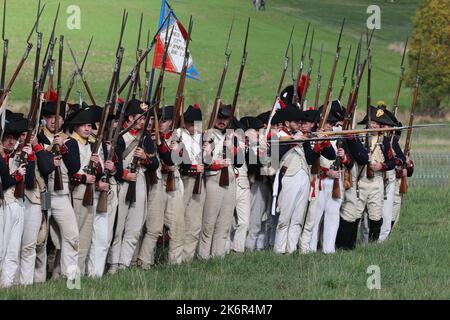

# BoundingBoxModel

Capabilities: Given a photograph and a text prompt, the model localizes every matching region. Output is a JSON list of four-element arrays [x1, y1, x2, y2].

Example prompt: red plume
[[279, 99, 286, 109], [117, 97, 124, 104], [299, 74, 310, 97], [193, 103, 200, 110], [43, 89, 57, 103]]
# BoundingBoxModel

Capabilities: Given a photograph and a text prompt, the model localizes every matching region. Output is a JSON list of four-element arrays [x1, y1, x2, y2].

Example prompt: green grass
[[1, 186, 449, 300], [5, 0, 422, 121]]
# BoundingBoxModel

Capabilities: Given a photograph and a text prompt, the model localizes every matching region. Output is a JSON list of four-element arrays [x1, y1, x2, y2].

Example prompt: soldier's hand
[[134, 147, 147, 160], [54, 156, 62, 167], [30, 134, 38, 147], [402, 168, 408, 177], [197, 164, 204, 173], [293, 131, 304, 139], [0, 143, 4, 157], [327, 169, 340, 179], [125, 172, 137, 182], [169, 141, 179, 151], [370, 162, 383, 172], [219, 159, 230, 168], [168, 165, 177, 172], [90, 154, 99, 164], [105, 160, 115, 172], [86, 174, 96, 184], [16, 163, 27, 176], [97, 180, 109, 192], [23, 144, 33, 156], [53, 135, 63, 147], [337, 148, 345, 159]]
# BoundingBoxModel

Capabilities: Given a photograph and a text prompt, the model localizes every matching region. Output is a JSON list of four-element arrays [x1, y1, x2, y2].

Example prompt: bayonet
[[67, 41, 97, 105], [292, 22, 310, 105]]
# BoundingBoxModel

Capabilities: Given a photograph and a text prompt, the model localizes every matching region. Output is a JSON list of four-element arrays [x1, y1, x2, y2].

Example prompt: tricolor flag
[[152, 0, 200, 80]]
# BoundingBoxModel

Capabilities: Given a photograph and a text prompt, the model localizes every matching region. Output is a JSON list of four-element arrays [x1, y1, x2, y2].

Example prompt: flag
[[152, 0, 200, 80]]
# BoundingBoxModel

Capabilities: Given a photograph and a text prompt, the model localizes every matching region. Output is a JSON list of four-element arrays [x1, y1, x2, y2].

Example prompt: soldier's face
[[370, 121, 380, 129], [184, 121, 195, 135], [324, 121, 334, 131], [160, 119, 173, 133], [300, 121, 313, 133], [75, 123, 93, 139], [215, 117, 231, 130], [45, 115, 64, 133], [146, 116, 154, 132], [2, 134, 17, 152]]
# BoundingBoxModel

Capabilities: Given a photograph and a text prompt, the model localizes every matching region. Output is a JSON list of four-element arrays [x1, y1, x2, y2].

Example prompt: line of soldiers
[[0, 84, 415, 288]]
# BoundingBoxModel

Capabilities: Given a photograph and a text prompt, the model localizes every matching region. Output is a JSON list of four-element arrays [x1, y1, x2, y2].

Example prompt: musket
[[1, 0, 8, 95], [300, 27, 314, 110], [132, 12, 144, 100], [116, 12, 172, 95], [41, 2, 60, 70], [96, 47, 125, 212], [318, 18, 345, 129], [215, 17, 250, 190], [0, 4, 44, 108], [124, 23, 175, 202], [67, 41, 97, 106], [141, 29, 151, 103], [274, 124, 443, 144], [366, 29, 374, 179], [47, 58, 55, 98], [265, 25, 294, 136], [64, 36, 93, 102], [13, 6, 53, 199], [343, 37, 361, 128], [400, 47, 421, 194], [314, 43, 323, 109], [290, 44, 295, 89], [311, 18, 345, 175], [342, 29, 374, 131], [337, 45, 351, 101], [207, 16, 235, 131], [30, 0, 42, 110], [292, 22, 310, 105], [53, 35, 64, 191], [392, 37, 408, 117]]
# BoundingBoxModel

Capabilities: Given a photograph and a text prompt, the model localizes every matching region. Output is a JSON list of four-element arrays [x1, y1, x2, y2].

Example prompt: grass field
[[0, 186, 448, 300], [5, 0, 423, 121]]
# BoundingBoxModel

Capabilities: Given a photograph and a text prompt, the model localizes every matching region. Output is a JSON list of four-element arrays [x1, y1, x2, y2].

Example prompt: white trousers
[[300, 176, 318, 253], [310, 178, 342, 253], [109, 177, 147, 267], [0, 202, 24, 288], [87, 186, 118, 277], [245, 179, 271, 250], [379, 172, 396, 242], [231, 180, 251, 253], [274, 170, 310, 254], [19, 199, 42, 285], [49, 194, 79, 280], [0, 205, 4, 274], [198, 172, 236, 260]]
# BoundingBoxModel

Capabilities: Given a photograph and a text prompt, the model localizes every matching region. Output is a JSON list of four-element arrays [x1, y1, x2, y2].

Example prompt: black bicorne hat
[[183, 104, 202, 123], [240, 116, 264, 131], [41, 101, 67, 119], [357, 105, 397, 126], [257, 111, 271, 125]]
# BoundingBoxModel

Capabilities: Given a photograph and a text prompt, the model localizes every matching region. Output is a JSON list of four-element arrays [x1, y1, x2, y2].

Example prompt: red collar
[[160, 131, 173, 140], [123, 122, 140, 136]]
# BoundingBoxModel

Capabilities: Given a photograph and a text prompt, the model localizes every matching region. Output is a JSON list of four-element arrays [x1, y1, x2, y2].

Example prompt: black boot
[[368, 218, 383, 242], [349, 219, 360, 249], [336, 218, 359, 250]]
